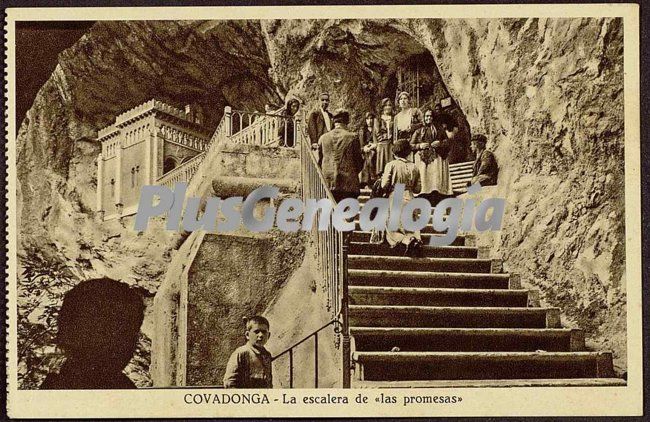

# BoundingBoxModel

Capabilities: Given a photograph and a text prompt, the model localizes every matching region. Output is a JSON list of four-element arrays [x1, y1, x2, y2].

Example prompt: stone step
[[349, 242, 478, 258], [352, 378, 626, 388], [348, 255, 493, 273], [353, 220, 450, 234], [349, 286, 529, 307], [449, 161, 474, 168], [350, 327, 584, 352], [353, 351, 616, 381], [349, 305, 560, 328], [451, 167, 474, 176], [350, 231, 466, 246], [348, 269, 516, 289]]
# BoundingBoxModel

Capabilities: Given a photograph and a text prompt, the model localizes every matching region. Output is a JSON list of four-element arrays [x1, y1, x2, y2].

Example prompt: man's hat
[[471, 134, 488, 145], [319, 92, 330, 99], [332, 108, 350, 124]]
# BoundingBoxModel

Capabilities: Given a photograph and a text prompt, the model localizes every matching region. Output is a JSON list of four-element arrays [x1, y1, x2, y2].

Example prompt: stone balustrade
[[157, 152, 206, 189]]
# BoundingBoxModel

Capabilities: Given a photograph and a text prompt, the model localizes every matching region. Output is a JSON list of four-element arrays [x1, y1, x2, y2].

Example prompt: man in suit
[[318, 109, 364, 203], [308, 92, 333, 164], [469, 134, 499, 186]]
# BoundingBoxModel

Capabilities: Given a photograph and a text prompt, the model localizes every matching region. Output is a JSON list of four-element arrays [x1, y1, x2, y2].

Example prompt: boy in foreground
[[223, 316, 273, 388]]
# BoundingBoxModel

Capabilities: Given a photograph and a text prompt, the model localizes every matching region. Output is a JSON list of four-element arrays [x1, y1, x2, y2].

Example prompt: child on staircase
[[223, 316, 273, 388]]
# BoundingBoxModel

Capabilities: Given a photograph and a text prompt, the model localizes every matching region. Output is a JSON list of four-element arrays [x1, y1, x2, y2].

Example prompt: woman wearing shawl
[[410, 108, 453, 201]]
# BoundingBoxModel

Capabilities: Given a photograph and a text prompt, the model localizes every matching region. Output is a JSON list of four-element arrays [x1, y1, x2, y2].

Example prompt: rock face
[[418, 18, 627, 372], [16, 17, 626, 388]]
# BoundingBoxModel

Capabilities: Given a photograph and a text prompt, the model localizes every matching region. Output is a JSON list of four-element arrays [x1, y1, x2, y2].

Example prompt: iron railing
[[271, 318, 341, 388], [275, 118, 351, 388]]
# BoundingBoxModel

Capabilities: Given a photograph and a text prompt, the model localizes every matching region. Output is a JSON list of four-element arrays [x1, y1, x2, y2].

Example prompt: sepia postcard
[[4, 3, 643, 418]]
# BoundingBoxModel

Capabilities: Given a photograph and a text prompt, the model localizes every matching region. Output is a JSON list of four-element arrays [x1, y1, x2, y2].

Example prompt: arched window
[[110, 178, 115, 198], [131, 167, 135, 188], [163, 157, 177, 174]]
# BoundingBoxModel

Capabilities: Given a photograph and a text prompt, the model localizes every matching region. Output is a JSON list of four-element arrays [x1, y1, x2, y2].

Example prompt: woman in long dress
[[394, 91, 424, 154], [374, 98, 394, 180], [410, 108, 453, 202], [381, 140, 423, 256], [358, 112, 377, 189]]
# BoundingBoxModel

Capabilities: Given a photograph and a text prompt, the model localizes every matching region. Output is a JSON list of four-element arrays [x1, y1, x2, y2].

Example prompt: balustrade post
[[289, 349, 294, 388], [314, 333, 319, 388], [294, 117, 301, 150], [224, 106, 232, 136]]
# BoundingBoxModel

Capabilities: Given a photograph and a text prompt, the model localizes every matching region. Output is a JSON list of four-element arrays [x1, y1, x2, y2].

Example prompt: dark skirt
[[359, 150, 376, 187]]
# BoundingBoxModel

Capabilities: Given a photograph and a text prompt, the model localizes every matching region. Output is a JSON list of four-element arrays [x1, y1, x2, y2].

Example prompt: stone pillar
[[115, 139, 123, 215]]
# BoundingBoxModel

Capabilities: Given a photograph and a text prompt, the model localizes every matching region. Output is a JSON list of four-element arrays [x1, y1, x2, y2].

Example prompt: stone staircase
[[346, 164, 624, 388]]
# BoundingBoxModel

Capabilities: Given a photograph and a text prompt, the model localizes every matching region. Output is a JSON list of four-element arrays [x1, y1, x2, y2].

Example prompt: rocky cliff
[[16, 17, 626, 388]]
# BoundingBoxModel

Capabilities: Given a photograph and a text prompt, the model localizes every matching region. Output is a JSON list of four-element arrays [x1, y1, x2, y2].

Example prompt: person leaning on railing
[[277, 98, 300, 148], [307, 92, 333, 164]]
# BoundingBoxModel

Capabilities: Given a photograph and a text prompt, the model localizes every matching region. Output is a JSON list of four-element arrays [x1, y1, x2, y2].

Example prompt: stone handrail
[[228, 107, 298, 148], [157, 153, 205, 189], [155, 105, 294, 188], [155, 108, 227, 187]]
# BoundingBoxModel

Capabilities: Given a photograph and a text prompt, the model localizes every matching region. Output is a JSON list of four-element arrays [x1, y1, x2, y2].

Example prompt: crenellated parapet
[[96, 99, 210, 221]]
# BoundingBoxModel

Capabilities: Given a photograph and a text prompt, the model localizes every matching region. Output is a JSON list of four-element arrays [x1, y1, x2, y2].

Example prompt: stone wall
[[150, 140, 343, 387]]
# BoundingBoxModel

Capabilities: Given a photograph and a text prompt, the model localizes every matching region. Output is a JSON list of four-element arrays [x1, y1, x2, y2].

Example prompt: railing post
[[341, 241, 351, 389], [289, 349, 293, 388], [224, 106, 232, 136], [294, 117, 301, 150], [314, 332, 319, 388]]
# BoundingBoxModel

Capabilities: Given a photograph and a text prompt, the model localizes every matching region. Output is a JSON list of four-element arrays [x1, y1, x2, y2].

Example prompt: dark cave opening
[[380, 52, 473, 163]]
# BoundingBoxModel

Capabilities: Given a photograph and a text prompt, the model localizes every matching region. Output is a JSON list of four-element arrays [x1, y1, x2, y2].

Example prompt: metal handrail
[[271, 318, 341, 388], [297, 117, 351, 388]]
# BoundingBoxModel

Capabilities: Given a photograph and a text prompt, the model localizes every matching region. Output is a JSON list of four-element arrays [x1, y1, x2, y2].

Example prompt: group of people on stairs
[[302, 90, 499, 257]]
